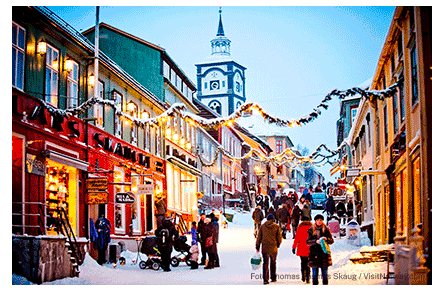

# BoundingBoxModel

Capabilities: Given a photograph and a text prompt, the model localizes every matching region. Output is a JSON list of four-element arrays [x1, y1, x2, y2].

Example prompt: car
[[311, 192, 327, 209]]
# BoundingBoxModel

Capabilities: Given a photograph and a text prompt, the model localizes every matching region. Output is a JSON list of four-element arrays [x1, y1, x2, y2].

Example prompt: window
[[275, 139, 283, 154], [383, 102, 388, 146], [397, 33, 403, 59], [128, 102, 138, 145], [376, 115, 381, 157], [95, 81, 104, 128], [66, 59, 79, 109], [409, 7, 415, 30], [351, 108, 358, 126], [393, 85, 399, 134], [390, 52, 395, 75], [45, 44, 59, 107], [410, 44, 419, 105], [12, 22, 25, 90], [412, 157, 421, 229], [204, 82, 207, 89], [114, 167, 125, 233], [399, 70, 406, 122], [209, 100, 221, 115], [155, 127, 161, 157], [113, 91, 123, 138], [277, 165, 283, 175], [144, 124, 150, 151], [131, 173, 141, 234]]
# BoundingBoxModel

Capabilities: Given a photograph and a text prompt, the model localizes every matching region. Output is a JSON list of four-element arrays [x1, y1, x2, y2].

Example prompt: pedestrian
[[305, 191, 314, 206], [267, 205, 276, 221], [276, 204, 290, 239], [280, 193, 288, 205], [202, 217, 216, 269], [336, 201, 346, 223], [292, 217, 313, 283], [291, 204, 301, 239], [94, 214, 111, 265], [287, 192, 295, 209], [264, 195, 270, 214], [255, 213, 283, 285], [197, 212, 207, 265], [155, 217, 179, 272], [209, 213, 220, 268], [324, 196, 336, 221], [252, 206, 264, 238], [306, 214, 334, 285], [189, 221, 199, 269], [154, 193, 167, 228], [270, 187, 276, 201], [273, 196, 281, 211], [347, 200, 354, 220], [301, 199, 312, 221]]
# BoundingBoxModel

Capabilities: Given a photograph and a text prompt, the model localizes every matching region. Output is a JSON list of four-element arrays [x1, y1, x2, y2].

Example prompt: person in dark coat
[[263, 195, 270, 214], [280, 193, 288, 205], [256, 194, 264, 208], [291, 204, 301, 239], [94, 214, 111, 265], [306, 214, 334, 285], [197, 213, 207, 265], [301, 200, 312, 221], [209, 213, 220, 268], [292, 218, 313, 283], [256, 214, 283, 285], [252, 206, 264, 238], [272, 196, 281, 211], [154, 193, 167, 228], [346, 200, 354, 220], [276, 204, 290, 239], [155, 218, 179, 272], [324, 196, 336, 220], [266, 206, 276, 221], [336, 201, 346, 220], [202, 217, 216, 269]]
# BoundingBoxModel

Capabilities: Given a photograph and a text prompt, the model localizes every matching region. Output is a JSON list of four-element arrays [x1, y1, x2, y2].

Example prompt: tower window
[[208, 100, 222, 115]]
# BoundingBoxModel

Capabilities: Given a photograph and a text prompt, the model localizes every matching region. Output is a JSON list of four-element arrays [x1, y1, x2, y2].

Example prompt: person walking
[[197, 212, 207, 265], [292, 217, 313, 283], [346, 200, 354, 220], [209, 213, 220, 268], [255, 213, 283, 285], [154, 193, 167, 228], [252, 206, 264, 238], [291, 204, 301, 239], [306, 214, 334, 285], [273, 196, 281, 211], [155, 217, 179, 272], [324, 196, 336, 221], [276, 204, 290, 239], [189, 221, 199, 269], [301, 200, 312, 221], [336, 201, 347, 223], [94, 214, 111, 265], [263, 195, 270, 215], [202, 217, 217, 269]]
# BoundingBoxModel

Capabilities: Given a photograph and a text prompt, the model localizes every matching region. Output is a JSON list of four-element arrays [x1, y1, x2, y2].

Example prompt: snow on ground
[[13, 209, 394, 285]]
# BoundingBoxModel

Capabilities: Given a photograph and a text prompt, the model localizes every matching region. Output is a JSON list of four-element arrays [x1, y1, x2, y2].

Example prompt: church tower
[[195, 8, 247, 116]]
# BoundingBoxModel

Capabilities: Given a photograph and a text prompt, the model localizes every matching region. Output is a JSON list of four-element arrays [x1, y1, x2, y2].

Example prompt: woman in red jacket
[[292, 218, 313, 283]]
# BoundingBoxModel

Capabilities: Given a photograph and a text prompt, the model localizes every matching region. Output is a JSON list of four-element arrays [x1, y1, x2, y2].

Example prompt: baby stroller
[[170, 235, 192, 267], [139, 236, 162, 270]]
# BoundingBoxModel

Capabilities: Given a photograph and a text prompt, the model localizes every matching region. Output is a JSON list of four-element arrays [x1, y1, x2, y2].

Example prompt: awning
[[44, 149, 89, 171], [166, 155, 202, 177]]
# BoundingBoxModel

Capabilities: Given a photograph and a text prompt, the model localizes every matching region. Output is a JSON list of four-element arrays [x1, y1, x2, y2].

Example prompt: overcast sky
[[46, 4, 396, 182]]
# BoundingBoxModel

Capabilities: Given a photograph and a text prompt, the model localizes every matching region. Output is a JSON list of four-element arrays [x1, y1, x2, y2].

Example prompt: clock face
[[210, 80, 220, 90]]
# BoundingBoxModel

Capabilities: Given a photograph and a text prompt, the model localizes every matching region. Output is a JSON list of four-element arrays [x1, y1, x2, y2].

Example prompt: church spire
[[211, 7, 231, 56], [216, 7, 225, 36]]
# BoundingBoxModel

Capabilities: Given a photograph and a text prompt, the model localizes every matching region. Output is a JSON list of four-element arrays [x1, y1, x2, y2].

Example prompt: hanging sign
[[86, 191, 109, 204], [346, 168, 360, 177], [137, 184, 154, 195], [86, 177, 108, 191], [25, 154, 45, 176], [115, 191, 135, 203]]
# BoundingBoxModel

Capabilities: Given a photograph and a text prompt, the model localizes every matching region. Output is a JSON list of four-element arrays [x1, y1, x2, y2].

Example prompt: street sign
[[86, 177, 108, 191], [115, 191, 135, 203], [346, 168, 361, 177], [137, 184, 154, 195]]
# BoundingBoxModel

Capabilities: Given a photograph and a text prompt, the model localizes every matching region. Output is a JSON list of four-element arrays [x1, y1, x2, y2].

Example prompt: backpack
[[159, 228, 169, 247]]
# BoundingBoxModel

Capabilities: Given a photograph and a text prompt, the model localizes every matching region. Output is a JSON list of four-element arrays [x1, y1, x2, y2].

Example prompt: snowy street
[[11, 209, 393, 285]]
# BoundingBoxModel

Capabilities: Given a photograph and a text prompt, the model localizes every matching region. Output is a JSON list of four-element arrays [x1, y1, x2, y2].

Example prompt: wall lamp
[[65, 58, 74, 72], [37, 41, 47, 55], [88, 74, 95, 87]]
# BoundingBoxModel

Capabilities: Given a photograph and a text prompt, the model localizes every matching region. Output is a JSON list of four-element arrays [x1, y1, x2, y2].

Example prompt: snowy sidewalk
[[14, 210, 393, 285]]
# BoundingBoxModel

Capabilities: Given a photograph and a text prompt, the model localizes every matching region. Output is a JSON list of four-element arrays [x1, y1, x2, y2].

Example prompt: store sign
[[116, 192, 135, 203], [137, 184, 154, 195], [86, 177, 108, 191], [25, 154, 45, 176], [87, 191, 109, 204], [346, 168, 360, 177]]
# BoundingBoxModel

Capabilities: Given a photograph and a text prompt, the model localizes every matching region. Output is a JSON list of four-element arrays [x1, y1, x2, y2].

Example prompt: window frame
[[45, 43, 60, 107], [12, 21, 26, 91], [66, 58, 79, 109]]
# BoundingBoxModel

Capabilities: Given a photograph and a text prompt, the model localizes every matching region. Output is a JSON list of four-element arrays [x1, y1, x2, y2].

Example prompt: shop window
[[66, 59, 79, 109], [395, 172, 402, 233], [45, 44, 59, 107], [12, 21, 25, 90], [412, 157, 421, 228], [46, 160, 77, 235], [277, 165, 283, 175], [114, 167, 125, 233], [131, 173, 141, 234]]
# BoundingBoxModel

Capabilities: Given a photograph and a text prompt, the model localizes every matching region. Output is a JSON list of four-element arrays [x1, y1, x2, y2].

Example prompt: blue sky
[[46, 5, 396, 182]]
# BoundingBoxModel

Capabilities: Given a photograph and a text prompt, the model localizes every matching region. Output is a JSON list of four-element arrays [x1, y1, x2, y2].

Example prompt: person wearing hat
[[255, 213, 283, 285], [292, 217, 313, 283], [306, 214, 334, 285], [154, 193, 167, 228]]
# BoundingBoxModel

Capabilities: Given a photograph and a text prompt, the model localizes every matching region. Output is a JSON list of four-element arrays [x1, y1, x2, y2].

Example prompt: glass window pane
[[17, 51, 24, 89], [12, 48, 16, 87], [18, 27, 25, 49], [12, 23, 17, 45]]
